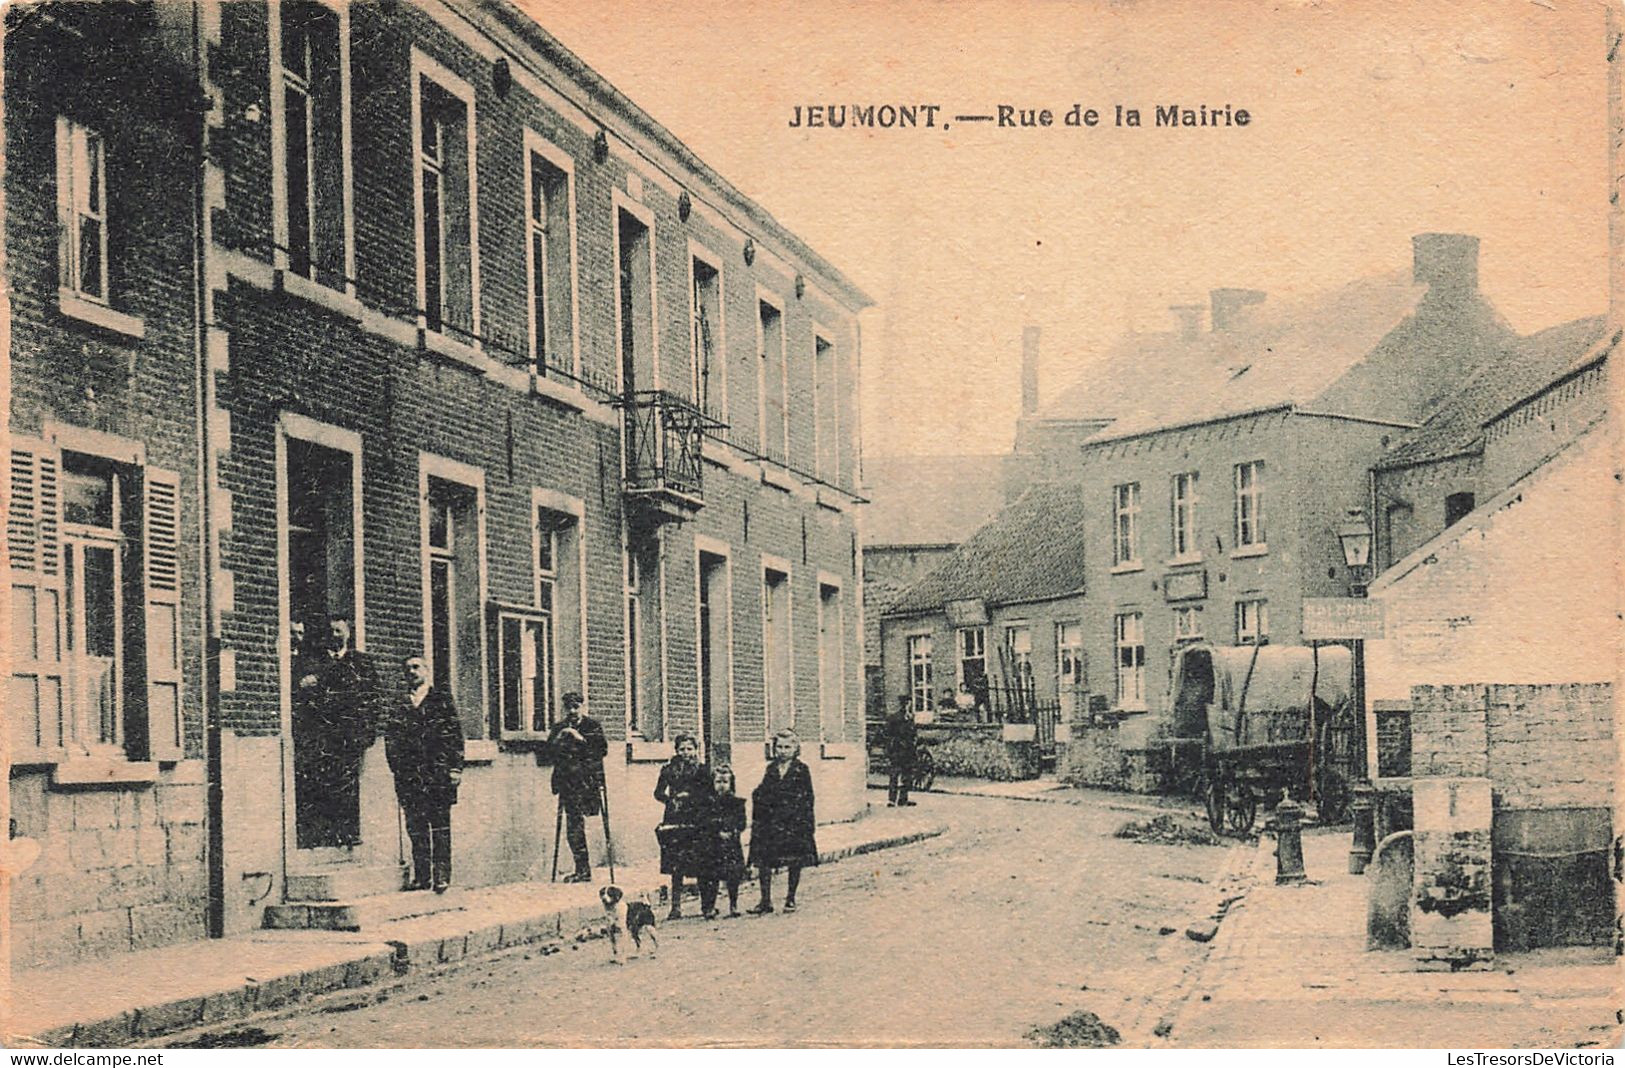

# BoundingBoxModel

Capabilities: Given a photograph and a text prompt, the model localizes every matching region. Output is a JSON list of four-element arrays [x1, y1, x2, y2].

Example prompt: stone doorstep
[[284, 863, 407, 902], [12, 818, 948, 1049]]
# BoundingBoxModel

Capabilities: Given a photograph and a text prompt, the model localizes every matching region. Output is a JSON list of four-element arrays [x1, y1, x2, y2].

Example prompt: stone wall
[[920, 724, 1041, 782]]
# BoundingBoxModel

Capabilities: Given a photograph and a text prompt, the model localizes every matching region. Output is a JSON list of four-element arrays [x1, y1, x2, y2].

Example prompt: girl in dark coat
[[699, 765, 747, 920], [748, 729, 818, 913], [653, 733, 713, 919]]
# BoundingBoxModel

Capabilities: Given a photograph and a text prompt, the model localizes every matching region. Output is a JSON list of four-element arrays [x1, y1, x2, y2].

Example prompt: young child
[[700, 765, 748, 920]]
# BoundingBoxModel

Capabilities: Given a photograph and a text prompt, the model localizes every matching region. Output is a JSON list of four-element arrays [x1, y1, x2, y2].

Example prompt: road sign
[[1302, 597, 1386, 640]]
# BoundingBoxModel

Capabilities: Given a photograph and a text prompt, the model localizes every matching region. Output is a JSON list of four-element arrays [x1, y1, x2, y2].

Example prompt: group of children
[[653, 728, 818, 920]]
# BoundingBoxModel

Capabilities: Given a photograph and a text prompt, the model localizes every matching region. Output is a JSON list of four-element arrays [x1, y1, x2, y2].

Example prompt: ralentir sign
[[1300, 594, 1391, 637], [1301, 597, 1386, 640]]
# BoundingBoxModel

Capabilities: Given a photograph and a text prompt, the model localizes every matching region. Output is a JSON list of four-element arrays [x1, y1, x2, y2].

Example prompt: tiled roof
[[1376, 315, 1608, 470], [884, 481, 1087, 616], [861, 454, 1008, 547]]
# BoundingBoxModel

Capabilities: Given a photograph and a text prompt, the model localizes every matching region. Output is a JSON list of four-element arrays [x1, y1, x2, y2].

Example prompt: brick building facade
[[6, 0, 870, 969]]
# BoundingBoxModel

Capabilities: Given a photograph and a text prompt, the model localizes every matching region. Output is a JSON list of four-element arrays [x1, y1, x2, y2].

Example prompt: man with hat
[[546, 692, 608, 882]]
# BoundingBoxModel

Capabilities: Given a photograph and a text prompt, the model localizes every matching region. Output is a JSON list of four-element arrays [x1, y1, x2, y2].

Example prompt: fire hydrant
[[1348, 783, 1376, 875], [1271, 798, 1307, 885]]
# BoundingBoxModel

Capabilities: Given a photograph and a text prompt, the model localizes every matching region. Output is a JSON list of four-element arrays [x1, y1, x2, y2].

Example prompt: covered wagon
[[1168, 642, 1357, 833]]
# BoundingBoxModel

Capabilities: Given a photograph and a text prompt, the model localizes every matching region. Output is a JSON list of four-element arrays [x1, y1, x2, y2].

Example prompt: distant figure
[[749, 729, 818, 914], [295, 619, 380, 848], [386, 656, 464, 892], [885, 695, 918, 807], [653, 732, 713, 919], [546, 692, 608, 882]]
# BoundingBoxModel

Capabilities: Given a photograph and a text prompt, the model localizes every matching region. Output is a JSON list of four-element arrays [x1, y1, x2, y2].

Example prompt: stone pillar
[[1411, 777, 1493, 970]]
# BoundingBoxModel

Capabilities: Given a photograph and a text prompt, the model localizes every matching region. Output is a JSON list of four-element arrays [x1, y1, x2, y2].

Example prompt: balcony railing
[[618, 390, 725, 524]]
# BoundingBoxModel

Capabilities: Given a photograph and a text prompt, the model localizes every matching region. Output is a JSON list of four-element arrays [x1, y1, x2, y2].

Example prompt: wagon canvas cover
[[1171, 644, 1353, 749]]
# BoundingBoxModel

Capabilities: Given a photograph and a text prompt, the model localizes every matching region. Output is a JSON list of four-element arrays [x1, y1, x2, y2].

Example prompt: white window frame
[[816, 573, 845, 744], [1172, 604, 1204, 644], [522, 130, 580, 378], [267, 0, 356, 293], [1114, 611, 1146, 711], [1235, 599, 1270, 645], [761, 554, 794, 736], [1234, 460, 1266, 551], [812, 327, 838, 483], [906, 632, 934, 714], [955, 625, 986, 694], [624, 530, 667, 740], [1055, 621, 1083, 694], [687, 241, 726, 416], [56, 117, 108, 303], [1003, 623, 1033, 685], [410, 50, 481, 345], [693, 534, 736, 754], [612, 191, 659, 393], [418, 453, 488, 737], [755, 289, 788, 462], [1112, 481, 1141, 568], [1171, 471, 1200, 561]]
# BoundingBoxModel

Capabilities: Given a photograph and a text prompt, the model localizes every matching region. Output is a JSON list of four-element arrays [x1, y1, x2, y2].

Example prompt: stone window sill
[[627, 739, 673, 763], [1165, 553, 1204, 568], [761, 465, 798, 493], [421, 328, 487, 369], [462, 739, 499, 765], [1231, 543, 1269, 559], [50, 758, 160, 789], [58, 289, 145, 339], [1109, 561, 1145, 575], [276, 270, 364, 321]]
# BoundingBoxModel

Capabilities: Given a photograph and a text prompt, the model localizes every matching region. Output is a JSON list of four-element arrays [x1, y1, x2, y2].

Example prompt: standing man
[[886, 695, 919, 807], [547, 692, 608, 882], [300, 619, 381, 847], [386, 656, 465, 892]]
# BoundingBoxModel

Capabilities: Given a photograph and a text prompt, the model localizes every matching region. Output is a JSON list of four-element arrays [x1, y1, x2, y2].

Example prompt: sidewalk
[[5, 806, 945, 1049], [1167, 828, 1621, 1049]]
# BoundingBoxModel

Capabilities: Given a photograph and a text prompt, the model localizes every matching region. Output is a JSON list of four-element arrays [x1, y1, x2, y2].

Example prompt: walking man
[[297, 618, 380, 847], [547, 692, 608, 882], [886, 695, 919, 807], [386, 656, 465, 892]]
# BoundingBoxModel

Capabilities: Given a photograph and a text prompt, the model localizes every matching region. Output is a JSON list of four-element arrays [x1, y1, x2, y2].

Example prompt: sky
[[519, 0, 1610, 459]]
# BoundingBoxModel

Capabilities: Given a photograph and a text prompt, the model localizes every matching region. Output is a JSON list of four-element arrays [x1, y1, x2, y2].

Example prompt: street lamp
[[1336, 508, 1375, 872]]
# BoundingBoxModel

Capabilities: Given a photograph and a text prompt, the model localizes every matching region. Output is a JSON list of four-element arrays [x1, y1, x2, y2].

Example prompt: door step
[[263, 886, 465, 932], [285, 863, 406, 902]]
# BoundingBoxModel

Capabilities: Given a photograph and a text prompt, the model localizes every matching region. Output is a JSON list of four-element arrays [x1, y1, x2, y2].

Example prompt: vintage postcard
[[0, 0, 1618, 1053]]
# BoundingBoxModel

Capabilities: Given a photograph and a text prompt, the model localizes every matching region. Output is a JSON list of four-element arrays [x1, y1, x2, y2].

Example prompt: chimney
[[1210, 288, 1266, 332], [1169, 304, 1204, 341], [1020, 325, 1041, 415], [1412, 233, 1479, 297]]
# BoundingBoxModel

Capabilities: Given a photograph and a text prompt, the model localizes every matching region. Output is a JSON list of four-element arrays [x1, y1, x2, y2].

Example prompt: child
[[700, 765, 748, 920], [653, 733, 711, 919]]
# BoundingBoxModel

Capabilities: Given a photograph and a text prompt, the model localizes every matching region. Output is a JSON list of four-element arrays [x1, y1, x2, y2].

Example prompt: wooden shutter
[[143, 467, 183, 757], [8, 442, 66, 754]]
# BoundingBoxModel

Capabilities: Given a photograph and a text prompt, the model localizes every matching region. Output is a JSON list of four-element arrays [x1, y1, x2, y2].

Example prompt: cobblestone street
[[229, 793, 1236, 1048]]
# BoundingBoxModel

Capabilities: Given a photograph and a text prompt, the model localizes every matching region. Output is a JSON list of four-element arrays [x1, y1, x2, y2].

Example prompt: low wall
[[920, 723, 1041, 782]]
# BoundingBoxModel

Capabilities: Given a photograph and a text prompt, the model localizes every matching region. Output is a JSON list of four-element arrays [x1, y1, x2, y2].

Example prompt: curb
[[869, 781, 1202, 819], [30, 822, 948, 1049]]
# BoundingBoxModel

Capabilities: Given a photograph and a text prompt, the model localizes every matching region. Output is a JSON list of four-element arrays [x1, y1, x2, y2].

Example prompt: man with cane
[[546, 692, 608, 882]]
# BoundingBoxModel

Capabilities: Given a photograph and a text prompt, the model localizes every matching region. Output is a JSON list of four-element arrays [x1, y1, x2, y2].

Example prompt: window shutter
[[144, 467, 183, 756], [8, 442, 66, 754]]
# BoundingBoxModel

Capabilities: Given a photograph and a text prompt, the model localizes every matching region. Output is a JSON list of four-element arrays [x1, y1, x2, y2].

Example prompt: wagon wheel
[[912, 747, 936, 793], [1204, 773, 1227, 835], [1225, 781, 1258, 835]]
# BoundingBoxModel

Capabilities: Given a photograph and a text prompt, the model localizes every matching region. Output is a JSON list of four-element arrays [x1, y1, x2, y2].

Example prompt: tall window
[[1234, 460, 1266, 549], [8, 444, 182, 761], [1113, 482, 1141, 566], [1235, 599, 1269, 645], [758, 299, 787, 463], [278, 0, 346, 287], [763, 567, 793, 732], [424, 477, 482, 736], [1171, 472, 1199, 559], [814, 334, 837, 482], [414, 66, 475, 339], [1173, 605, 1204, 644], [907, 634, 933, 713], [525, 143, 574, 375], [817, 583, 843, 742], [1114, 612, 1145, 710], [1003, 625, 1033, 688], [626, 538, 662, 739], [955, 626, 986, 698], [56, 118, 107, 302], [617, 207, 654, 396], [1056, 622, 1083, 698], [496, 506, 579, 740], [691, 256, 721, 413]]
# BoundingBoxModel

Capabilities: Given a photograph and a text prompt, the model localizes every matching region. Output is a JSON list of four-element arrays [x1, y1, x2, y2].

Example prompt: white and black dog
[[598, 885, 658, 964]]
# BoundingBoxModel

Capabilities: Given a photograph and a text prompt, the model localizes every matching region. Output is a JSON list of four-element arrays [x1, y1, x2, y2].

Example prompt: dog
[[598, 885, 658, 964]]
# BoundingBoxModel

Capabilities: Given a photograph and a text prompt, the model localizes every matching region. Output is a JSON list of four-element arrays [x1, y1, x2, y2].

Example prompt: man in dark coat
[[296, 618, 380, 848], [546, 691, 608, 882], [885, 695, 919, 807], [386, 656, 465, 892]]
